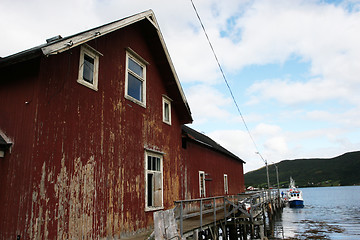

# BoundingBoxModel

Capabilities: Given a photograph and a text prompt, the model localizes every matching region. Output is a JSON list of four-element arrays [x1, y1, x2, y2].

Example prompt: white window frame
[[77, 44, 101, 91], [224, 174, 229, 194], [125, 49, 148, 107], [199, 171, 206, 198], [145, 150, 163, 211], [162, 95, 172, 125]]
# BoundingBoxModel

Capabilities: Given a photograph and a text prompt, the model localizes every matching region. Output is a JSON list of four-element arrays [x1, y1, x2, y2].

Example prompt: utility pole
[[274, 163, 280, 194], [265, 161, 270, 190], [255, 152, 270, 190], [274, 164, 280, 190]]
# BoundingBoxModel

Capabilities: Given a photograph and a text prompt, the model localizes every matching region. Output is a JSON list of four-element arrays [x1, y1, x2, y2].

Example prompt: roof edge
[[150, 13, 193, 122], [41, 10, 156, 56], [182, 125, 245, 163]]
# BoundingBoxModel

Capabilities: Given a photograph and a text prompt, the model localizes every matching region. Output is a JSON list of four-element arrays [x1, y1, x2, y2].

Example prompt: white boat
[[285, 177, 304, 208]]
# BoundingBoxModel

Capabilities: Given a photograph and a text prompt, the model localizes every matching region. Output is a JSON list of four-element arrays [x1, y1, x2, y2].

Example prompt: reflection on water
[[271, 186, 360, 240]]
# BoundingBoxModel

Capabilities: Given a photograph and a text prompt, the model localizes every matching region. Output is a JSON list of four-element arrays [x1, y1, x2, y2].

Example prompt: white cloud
[[254, 123, 282, 136], [306, 110, 333, 121], [206, 123, 290, 172], [306, 108, 360, 127], [251, 123, 290, 163], [227, 0, 360, 107], [230, 0, 360, 68], [264, 136, 288, 154], [186, 84, 232, 123], [0, 0, 102, 57], [165, 31, 221, 84], [246, 77, 358, 106], [208, 129, 261, 172]]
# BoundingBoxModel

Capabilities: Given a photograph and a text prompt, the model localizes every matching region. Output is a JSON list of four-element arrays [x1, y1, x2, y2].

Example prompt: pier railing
[[174, 190, 280, 237]]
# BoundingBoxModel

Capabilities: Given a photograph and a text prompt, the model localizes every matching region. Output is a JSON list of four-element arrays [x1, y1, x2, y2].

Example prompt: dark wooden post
[[228, 220, 237, 239]]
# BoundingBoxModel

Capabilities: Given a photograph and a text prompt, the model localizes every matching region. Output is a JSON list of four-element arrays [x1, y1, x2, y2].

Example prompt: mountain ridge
[[244, 151, 360, 188]]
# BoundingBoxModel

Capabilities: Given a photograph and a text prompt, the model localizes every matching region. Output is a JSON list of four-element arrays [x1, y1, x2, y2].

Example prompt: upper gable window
[[77, 44, 101, 91], [125, 49, 147, 107], [162, 96, 172, 125]]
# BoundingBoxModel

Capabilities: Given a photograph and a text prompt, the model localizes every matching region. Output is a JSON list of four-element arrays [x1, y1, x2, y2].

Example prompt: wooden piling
[[228, 222, 237, 239], [172, 190, 284, 240]]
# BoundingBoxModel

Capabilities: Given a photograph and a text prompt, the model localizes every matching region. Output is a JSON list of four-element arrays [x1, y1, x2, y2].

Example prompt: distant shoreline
[[245, 151, 360, 188]]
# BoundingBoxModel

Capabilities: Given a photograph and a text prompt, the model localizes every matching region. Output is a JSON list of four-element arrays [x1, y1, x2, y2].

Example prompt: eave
[[0, 10, 192, 123], [182, 125, 245, 164]]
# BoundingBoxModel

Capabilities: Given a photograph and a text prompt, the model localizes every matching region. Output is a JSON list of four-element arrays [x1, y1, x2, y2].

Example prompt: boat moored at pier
[[285, 177, 304, 208]]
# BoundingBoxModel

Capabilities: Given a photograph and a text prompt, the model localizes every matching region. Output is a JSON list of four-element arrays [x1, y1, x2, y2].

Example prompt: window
[[145, 151, 163, 211], [162, 96, 172, 125], [199, 171, 206, 198], [125, 49, 147, 106], [224, 174, 228, 194], [77, 44, 100, 90]]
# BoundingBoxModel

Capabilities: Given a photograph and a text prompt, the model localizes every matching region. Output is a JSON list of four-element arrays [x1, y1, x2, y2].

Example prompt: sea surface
[[272, 186, 360, 239]]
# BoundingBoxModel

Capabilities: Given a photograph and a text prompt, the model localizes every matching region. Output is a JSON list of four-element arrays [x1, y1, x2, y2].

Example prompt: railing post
[[180, 201, 183, 237], [251, 195, 256, 239], [213, 198, 216, 231], [223, 196, 227, 221], [200, 198, 203, 231], [250, 195, 253, 223], [223, 196, 227, 240]]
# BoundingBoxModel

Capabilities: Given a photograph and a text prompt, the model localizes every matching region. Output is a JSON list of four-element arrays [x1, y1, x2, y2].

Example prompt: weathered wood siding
[[183, 140, 245, 200], [0, 22, 186, 239]]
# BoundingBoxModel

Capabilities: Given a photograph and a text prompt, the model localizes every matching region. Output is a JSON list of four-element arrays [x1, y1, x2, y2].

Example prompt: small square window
[[125, 50, 147, 107], [77, 45, 101, 91], [162, 96, 172, 125]]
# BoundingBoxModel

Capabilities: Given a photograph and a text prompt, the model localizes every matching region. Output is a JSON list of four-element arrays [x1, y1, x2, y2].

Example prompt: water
[[273, 186, 360, 239]]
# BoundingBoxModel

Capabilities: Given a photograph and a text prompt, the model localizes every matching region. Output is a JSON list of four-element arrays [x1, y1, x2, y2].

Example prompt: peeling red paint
[[182, 140, 245, 199], [0, 21, 188, 238], [0, 14, 244, 239]]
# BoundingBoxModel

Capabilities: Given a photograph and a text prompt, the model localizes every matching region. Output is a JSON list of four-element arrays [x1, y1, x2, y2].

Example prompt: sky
[[1, 0, 360, 173]]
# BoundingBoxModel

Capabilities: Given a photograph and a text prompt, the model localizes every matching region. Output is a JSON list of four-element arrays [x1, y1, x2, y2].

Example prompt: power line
[[190, 0, 263, 158]]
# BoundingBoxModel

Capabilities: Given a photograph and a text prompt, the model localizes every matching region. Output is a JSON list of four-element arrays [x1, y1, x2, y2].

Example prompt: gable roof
[[0, 10, 192, 123], [0, 10, 156, 64], [182, 125, 245, 163]]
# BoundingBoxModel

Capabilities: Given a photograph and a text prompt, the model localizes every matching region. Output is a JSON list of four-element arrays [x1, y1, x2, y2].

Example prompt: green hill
[[244, 151, 360, 188]]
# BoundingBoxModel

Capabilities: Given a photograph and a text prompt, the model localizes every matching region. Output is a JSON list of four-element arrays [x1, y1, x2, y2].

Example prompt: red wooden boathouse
[[181, 125, 245, 200], [0, 10, 245, 239]]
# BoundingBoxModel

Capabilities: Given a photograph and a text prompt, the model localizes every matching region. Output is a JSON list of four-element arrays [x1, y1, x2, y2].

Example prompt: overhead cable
[[190, 0, 263, 159]]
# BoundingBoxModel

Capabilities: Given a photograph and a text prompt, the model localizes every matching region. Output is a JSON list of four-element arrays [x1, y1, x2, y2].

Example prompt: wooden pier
[[170, 190, 283, 239]]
